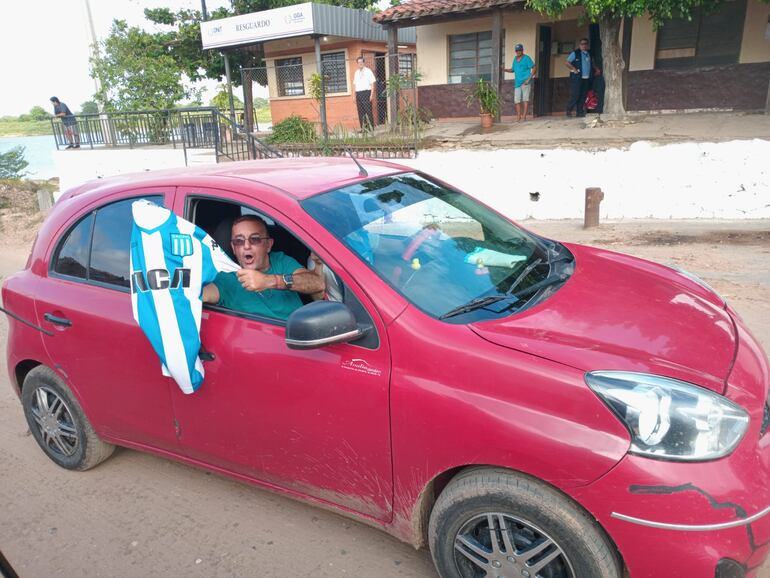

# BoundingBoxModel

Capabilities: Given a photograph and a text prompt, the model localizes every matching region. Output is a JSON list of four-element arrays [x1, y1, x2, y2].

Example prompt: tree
[[210, 86, 245, 110], [28, 106, 49, 121], [80, 101, 99, 114], [90, 20, 188, 111], [0, 146, 29, 180], [526, 0, 745, 116]]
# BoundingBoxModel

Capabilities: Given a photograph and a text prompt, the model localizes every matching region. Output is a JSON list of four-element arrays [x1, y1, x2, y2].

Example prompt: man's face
[[230, 219, 273, 271], [580, 40, 589, 51], [357, 59, 365, 69], [515, 48, 523, 57]]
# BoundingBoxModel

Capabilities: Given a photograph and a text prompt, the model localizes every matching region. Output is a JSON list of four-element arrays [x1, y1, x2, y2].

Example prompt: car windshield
[[302, 172, 565, 322]]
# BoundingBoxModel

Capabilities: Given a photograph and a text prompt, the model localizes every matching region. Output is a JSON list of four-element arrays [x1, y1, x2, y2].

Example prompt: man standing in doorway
[[353, 56, 376, 130], [50, 97, 80, 148], [504, 44, 536, 122], [565, 39, 600, 117]]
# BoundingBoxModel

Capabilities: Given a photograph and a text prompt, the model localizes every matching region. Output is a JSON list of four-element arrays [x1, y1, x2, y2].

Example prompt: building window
[[448, 31, 492, 84], [276, 57, 304, 97], [321, 52, 347, 94], [655, 0, 746, 69]]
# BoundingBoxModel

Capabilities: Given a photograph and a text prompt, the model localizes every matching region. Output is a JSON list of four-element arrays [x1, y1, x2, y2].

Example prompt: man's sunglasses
[[231, 234, 270, 247]]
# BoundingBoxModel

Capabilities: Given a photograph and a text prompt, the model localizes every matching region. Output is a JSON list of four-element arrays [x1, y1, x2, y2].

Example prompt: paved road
[[1, 219, 769, 577]]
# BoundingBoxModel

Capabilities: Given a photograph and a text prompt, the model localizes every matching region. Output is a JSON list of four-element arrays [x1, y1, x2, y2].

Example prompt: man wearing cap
[[565, 38, 601, 117], [50, 97, 80, 149], [504, 44, 536, 122]]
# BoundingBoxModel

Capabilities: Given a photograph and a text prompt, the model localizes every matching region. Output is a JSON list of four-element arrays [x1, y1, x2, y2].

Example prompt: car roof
[[60, 157, 411, 203]]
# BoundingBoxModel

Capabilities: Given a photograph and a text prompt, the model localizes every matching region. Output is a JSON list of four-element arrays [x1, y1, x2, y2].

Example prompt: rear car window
[[52, 195, 163, 289]]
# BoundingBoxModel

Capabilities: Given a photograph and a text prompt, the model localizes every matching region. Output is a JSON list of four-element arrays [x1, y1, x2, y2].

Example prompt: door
[[168, 190, 394, 521], [34, 189, 179, 451], [536, 25, 552, 116]]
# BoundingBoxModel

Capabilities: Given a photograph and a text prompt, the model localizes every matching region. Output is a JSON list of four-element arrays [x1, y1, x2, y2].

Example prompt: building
[[373, 0, 770, 118], [201, 3, 416, 131]]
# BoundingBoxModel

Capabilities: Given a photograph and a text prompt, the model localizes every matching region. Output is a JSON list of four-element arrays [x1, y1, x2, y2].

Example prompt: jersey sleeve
[[567, 52, 576, 63], [195, 227, 239, 284]]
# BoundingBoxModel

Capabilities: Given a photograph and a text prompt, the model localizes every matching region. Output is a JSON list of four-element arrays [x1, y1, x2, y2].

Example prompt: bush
[[80, 101, 99, 114], [266, 115, 317, 144], [0, 146, 29, 180], [29, 106, 49, 121]]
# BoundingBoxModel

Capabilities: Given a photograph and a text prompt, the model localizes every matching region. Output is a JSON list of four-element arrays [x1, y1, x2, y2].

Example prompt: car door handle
[[44, 313, 72, 327], [200, 350, 215, 362]]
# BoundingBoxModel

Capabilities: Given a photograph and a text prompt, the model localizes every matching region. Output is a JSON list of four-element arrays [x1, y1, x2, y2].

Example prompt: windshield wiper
[[509, 272, 570, 300], [506, 258, 545, 296], [439, 295, 511, 320]]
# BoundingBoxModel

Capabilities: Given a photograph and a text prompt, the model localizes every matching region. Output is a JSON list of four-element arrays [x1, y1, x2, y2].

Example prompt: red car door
[[33, 188, 179, 452], [168, 189, 394, 521]]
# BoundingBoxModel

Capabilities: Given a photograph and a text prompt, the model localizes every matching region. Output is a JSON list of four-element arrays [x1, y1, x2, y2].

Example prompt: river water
[[0, 135, 58, 180]]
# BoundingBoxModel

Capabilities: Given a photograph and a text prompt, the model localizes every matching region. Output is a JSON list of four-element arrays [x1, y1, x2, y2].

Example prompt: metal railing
[[50, 107, 280, 162]]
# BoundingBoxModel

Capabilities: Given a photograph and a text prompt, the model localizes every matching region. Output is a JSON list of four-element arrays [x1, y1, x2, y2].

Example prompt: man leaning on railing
[[50, 96, 80, 149]]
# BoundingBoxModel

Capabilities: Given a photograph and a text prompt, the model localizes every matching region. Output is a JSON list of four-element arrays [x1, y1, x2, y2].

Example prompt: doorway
[[536, 25, 552, 116]]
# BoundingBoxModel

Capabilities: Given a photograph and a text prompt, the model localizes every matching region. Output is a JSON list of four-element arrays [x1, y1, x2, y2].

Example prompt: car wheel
[[22, 366, 115, 471], [428, 468, 620, 578]]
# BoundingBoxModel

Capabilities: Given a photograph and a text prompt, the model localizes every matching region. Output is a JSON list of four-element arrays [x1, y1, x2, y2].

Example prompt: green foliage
[[266, 115, 317, 144], [28, 106, 49, 121], [80, 101, 99, 114], [0, 146, 29, 180], [209, 86, 245, 110], [253, 97, 269, 109], [308, 73, 324, 104], [90, 20, 188, 111], [466, 78, 501, 116], [526, 0, 729, 26], [0, 119, 52, 137]]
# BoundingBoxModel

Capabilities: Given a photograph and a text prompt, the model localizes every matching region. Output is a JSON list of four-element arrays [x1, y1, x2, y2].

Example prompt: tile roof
[[374, 0, 524, 24]]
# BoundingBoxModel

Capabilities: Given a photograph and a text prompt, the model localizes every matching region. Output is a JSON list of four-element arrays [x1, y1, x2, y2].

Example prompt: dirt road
[[1, 220, 769, 578]]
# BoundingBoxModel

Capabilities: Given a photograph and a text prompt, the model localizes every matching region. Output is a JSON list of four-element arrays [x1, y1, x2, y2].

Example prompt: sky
[[0, 0, 232, 116]]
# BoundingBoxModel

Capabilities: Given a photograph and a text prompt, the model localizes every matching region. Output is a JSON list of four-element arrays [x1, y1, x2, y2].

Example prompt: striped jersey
[[130, 199, 239, 394]]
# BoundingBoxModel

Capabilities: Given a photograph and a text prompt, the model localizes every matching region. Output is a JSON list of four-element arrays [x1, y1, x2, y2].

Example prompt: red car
[[4, 158, 768, 578]]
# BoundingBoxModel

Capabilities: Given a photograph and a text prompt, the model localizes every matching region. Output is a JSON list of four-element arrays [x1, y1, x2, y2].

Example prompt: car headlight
[[586, 371, 749, 461]]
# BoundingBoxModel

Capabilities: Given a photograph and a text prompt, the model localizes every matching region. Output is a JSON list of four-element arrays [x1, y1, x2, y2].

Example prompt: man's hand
[[236, 269, 275, 292]]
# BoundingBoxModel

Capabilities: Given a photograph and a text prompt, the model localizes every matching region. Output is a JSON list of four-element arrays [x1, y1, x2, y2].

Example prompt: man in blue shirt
[[566, 38, 600, 117], [49, 97, 80, 149], [504, 44, 537, 122], [202, 215, 325, 320]]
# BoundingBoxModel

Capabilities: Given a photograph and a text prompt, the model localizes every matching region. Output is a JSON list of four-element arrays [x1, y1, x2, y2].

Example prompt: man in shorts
[[50, 97, 80, 149], [504, 44, 536, 122]]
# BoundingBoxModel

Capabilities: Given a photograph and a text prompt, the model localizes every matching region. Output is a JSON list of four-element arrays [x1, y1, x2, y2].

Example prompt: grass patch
[[0, 119, 52, 137]]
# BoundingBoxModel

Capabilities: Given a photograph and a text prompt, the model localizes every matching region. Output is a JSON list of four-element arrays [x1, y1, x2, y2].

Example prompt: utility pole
[[201, 0, 236, 125], [83, 0, 102, 104]]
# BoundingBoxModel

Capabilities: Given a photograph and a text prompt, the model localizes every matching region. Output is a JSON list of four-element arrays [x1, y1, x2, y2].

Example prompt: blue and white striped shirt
[[130, 199, 238, 394]]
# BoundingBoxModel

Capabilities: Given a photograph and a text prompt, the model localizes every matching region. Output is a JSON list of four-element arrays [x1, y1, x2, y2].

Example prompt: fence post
[[387, 26, 399, 132], [314, 35, 328, 142]]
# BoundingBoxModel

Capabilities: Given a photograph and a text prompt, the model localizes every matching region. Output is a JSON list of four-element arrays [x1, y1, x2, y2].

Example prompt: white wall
[[54, 148, 205, 198], [403, 140, 770, 219]]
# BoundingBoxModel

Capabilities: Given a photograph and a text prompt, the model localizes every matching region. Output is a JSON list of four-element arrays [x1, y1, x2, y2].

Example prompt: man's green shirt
[[213, 251, 303, 320]]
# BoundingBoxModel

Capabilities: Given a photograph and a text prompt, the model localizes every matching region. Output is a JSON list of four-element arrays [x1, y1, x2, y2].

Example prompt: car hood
[[471, 243, 736, 394]]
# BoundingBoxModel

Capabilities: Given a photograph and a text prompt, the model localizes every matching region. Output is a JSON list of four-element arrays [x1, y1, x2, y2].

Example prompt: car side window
[[52, 195, 163, 288], [89, 196, 162, 288], [52, 213, 94, 279]]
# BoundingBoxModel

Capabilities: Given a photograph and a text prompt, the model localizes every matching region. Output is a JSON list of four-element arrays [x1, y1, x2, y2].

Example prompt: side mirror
[[285, 301, 363, 350]]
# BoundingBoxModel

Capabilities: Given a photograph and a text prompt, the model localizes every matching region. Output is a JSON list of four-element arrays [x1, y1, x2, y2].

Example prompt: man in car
[[202, 215, 325, 319]]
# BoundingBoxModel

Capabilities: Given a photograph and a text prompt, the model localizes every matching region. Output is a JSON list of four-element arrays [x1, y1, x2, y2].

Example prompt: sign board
[[201, 3, 314, 49]]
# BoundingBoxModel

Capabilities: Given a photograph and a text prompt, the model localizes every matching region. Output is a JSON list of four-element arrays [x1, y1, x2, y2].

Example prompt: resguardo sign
[[200, 2, 315, 49]]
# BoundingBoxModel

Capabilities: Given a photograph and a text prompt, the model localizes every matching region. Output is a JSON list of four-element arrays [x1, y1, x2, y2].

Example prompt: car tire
[[22, 365, 115, 471], [428, 467, 621, 578]]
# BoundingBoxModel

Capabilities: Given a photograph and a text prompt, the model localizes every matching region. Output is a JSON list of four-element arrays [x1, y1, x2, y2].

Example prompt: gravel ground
[[1, 219, 769, 577]]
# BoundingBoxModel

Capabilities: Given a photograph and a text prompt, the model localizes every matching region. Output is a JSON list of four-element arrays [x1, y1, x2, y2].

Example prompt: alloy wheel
[[29, 386, 80, 457], [453, 512, 575, 578]]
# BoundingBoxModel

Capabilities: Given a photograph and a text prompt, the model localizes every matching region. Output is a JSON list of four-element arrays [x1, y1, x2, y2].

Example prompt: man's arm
[[236, 267, 325, 295], [202, 283, 220, 304], [566, 53, 579, 74], [526, 63, 537, 84]]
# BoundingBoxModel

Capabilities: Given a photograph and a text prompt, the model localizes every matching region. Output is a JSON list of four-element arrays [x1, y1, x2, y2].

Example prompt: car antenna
[[345, 148, 368, 177]]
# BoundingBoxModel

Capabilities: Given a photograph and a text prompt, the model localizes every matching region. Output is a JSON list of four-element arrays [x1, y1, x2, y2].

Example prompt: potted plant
[[466, 78, 500, 128]]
